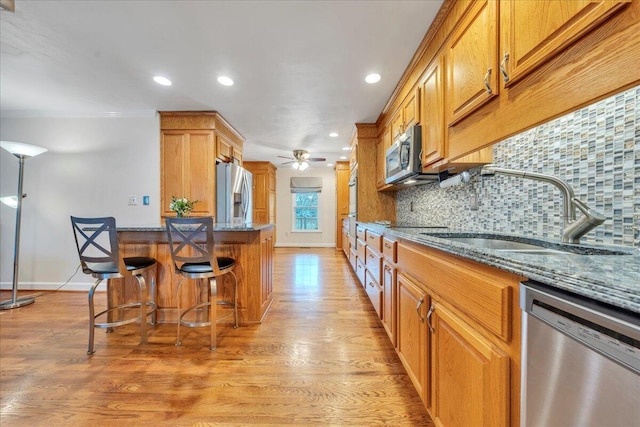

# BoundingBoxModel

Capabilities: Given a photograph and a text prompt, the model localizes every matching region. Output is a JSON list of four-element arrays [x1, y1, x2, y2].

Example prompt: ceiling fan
[[278, 150, 326, 170]]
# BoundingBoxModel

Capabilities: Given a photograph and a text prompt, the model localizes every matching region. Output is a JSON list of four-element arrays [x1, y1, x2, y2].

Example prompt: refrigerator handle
[[242, 175, 250, 221]]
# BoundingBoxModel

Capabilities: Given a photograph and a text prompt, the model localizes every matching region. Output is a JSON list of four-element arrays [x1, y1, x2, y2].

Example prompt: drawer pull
[[384, 243, 392, 249], [369, 281, 374, 288], [484, 68, 492, 94], [416, 297, 425, 323], [427, 305, 435, 333], [500, 52, 509, 83]]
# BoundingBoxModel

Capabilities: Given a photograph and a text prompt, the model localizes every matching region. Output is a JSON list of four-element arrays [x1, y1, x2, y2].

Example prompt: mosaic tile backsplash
[[397, 85, 640, 248]]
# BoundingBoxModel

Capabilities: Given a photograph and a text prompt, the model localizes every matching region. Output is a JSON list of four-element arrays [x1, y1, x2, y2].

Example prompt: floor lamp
[[0, 140, 47, 310]]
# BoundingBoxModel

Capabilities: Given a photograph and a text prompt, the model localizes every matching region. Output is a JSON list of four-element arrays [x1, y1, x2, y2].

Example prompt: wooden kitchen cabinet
[[431, 303, 509, 427], [396, 273, 430, 406], [390, 88, 421, 140], [160, 129, 216, 217], [335, 161, 350, 250], [420, 55, 446, 170], [243, 161, 277, 227], [500, 0, 629, 86], [364, 270, 383, 319], [376, 138, 386, 189], [446, 0, 499, 126], [216, 132, 243, 164], [159, 111, 244, 221], [381, 259, 397, 346], [350, 124, 396, 223]]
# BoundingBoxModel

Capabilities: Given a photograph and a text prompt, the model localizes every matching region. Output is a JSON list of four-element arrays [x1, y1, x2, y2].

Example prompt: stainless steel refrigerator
[[216, 162, 253, 225]]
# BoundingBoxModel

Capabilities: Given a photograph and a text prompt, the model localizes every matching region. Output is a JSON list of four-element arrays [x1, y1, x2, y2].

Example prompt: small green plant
[[169, 196, 198, 217]]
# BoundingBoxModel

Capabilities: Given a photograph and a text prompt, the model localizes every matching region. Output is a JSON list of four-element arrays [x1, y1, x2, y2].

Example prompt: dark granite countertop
[[114, 223, 274, 232], [358, 222, 640, 315]]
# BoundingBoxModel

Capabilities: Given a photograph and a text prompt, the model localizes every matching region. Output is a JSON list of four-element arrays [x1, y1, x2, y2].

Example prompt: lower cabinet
[[431, 303, 510, 427], [396, 273, 430, 406], [364, 270, 382, 318], [381, 260, 396, 346]]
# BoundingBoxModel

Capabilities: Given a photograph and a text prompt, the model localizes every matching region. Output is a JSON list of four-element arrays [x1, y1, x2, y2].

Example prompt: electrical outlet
[[128, 195, 137, 206], [410, 201, 414, 212]]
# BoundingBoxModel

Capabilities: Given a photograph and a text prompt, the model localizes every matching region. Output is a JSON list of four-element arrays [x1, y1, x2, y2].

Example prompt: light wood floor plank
[[0, 248, 433, 426]]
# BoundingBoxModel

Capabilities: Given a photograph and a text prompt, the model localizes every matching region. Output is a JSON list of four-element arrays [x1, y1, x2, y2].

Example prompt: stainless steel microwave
[[385, 125, 422, 184]]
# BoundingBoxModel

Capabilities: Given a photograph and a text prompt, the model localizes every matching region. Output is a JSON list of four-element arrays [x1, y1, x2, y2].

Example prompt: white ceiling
[[0, 0, 443, 168]]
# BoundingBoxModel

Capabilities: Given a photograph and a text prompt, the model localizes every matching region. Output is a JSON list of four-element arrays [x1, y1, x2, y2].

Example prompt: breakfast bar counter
[[112, 223, 274, 324]]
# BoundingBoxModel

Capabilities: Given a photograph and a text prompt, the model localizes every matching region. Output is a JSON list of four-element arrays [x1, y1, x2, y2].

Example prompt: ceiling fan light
[[299, 161, 309, 171]]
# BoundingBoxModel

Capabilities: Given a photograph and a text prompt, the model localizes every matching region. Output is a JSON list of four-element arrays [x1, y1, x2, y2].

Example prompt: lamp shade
[[1, 140, 48, 157]]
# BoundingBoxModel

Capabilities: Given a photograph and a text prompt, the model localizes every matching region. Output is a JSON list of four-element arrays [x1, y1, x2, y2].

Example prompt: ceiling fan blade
[[280, 160, 295, 165], [277, 155, 294, 160], [308, 157, 326, 162]]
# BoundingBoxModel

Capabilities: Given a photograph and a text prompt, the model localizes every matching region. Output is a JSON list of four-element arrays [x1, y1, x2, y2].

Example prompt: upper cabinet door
[[420, 56, 445, 167], [186, 130, 215, 215], [160, 131, 187, 217], [446, 0, 499, 126], [402, 88, 420, 130], [501, 0, 629, 86]]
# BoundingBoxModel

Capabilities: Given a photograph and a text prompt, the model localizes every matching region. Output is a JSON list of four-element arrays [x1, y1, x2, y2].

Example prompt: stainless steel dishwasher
[[520, 281, 640, 427]]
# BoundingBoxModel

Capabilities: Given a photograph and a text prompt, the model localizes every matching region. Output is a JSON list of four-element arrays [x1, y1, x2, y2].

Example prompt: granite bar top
[[358, 222, 640, 315], [114, 223, 274, 232]]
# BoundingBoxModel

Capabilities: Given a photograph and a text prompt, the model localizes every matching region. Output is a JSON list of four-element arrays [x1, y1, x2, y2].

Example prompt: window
[[292, 192, 320, 232]]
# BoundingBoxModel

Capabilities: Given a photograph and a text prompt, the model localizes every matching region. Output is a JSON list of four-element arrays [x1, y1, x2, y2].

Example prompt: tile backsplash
[[397, 85, 640, 248]]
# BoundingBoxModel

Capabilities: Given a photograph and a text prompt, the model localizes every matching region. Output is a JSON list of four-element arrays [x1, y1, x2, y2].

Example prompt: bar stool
[[70, 216, 158, 355], [165, 216, 238, 351]]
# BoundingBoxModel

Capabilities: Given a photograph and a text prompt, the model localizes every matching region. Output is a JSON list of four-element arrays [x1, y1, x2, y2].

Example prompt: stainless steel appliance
[[216, 162, 252, 225], [385, 125, 446, 185], [520, 281, 640, 427]]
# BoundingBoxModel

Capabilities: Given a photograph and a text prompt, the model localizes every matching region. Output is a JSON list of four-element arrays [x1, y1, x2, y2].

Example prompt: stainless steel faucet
[[480, 164, 605, 243]]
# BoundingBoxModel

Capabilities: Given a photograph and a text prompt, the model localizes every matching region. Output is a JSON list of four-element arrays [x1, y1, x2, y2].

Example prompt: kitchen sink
[[420, 233, 632, 256]]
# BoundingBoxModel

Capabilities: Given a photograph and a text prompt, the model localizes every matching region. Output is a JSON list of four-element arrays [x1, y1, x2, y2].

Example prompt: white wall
[[1, 115, 160, 290], [275, 167, 336, 247]]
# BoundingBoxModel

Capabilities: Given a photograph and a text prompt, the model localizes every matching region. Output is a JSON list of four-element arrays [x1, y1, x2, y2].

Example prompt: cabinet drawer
[[349, 248, 357, 271], [365, 246, 382, 283], [365, 270, 382, 319], [356, 226, 366, 241], [356, 239, 366, 261], [397, 242, 517, 342], [365, 230, 382, 252], [382, 237, 397, 262], [355, 256, 366, 286]]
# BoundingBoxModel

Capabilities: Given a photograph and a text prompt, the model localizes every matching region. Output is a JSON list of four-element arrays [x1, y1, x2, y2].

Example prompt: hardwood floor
[[0, 248, 433, 426]]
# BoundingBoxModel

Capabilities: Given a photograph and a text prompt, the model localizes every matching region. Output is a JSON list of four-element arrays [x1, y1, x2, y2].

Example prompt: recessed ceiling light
[[153, 76, 172, 86], [326, 163, 334, 167], [217, 76, 234, 86], [365, 73, 381, 84], [342, 146, 351, 151], [340, 156, 347, 160], [329, 132, 338, 138]]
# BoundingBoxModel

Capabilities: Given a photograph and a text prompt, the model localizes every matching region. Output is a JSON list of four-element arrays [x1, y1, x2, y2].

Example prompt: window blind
[[290, 176, 322, 193]]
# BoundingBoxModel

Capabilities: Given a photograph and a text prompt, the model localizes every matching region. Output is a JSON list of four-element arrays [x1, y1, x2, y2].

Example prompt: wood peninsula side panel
[[114, 226, 274, 325]]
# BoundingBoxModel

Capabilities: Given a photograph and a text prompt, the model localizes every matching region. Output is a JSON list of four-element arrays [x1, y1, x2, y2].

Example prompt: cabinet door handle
[[484, 68, 493, 94], [500, 52, 509, 83], [368, 281, 375, 288], [384, 243, 392, 249], [426, 305, 435, 333], [416, 297, 425, 323]]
